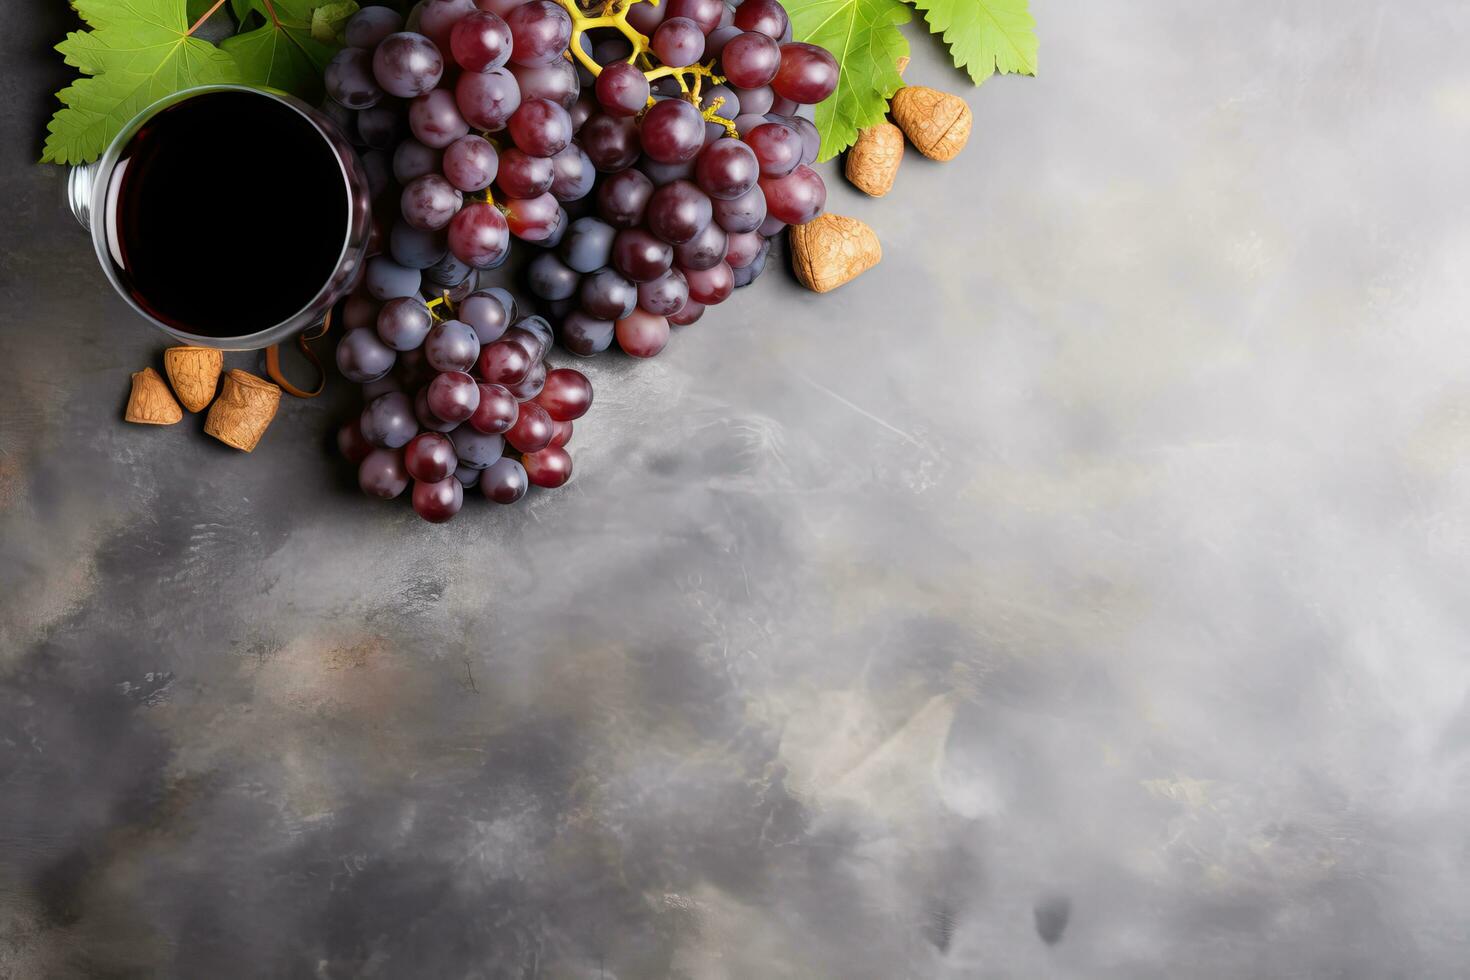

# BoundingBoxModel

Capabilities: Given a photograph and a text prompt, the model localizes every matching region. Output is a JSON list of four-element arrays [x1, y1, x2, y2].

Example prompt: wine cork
[[204, 370, 281, 452]]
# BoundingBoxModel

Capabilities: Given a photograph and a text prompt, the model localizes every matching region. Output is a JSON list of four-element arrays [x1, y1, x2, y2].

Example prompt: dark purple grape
[[460, 290, 512, 342], [506, 1, 573, 66], [612, 227, 674, 282], [373, 32, 444, 99], [477, 0, 532, 17], [477, 339, 531, 384], [510, 58, 580, 109], [560, 216, 616, 272], [365, 256, 422, 300], [540, 207, 570, 247], [535, 368, 593, 420], [773, 43, 837, 104], [360, 390, 418, 447], [733, 84, 774, 116], [527, 251, 580, 301], [480, 457, 529, 503], [502, 191, 561, 241], [559, 310, 616, 354], [343, 291, 380, 332], [360, 448, 410, 498], [672, 220, 726, 270], [652, 17, 705, 68], [523, 446, 573, 488], [570, 91, 596, 130], [505, 401, 554, 452], [721, 31, 781, 88], [456, 464, 482, 487], [745, 121, 802, 177], [579, 266, 638, 319], [712, 182, 766, 232], [505, 359, 547, 400], [339, 418, 373, 463], [451, 10, 513, 72], [704, 25, 741, 62], [327, 47, 382, 109], [502, 325, 547, 361], [447, 202, 510, 268], [427, 370, 481, 423], [593, 35, 633, 64], [415, 385, 459, 431], [758, 163, 825, 224], [402, 173, 463, 230], [790, 115, 820, 165], [443, 134, 499, 192], [639, 154, 696, 186], [514, 314, 553, 353], [684, 260, 733, 304], [358, 101, 407, 148], [456, 67, 521, 130], [496, 147, 555, 197], [694, 137, 759, 200], [615, 308, 670, 357], [405, 431, 458, 483], [595, 61, 650, 117], [508, 98, 573, 155], [389, 222, 448, 270], [647, 179, 713, 244], [393, 139, 442, 183], [596, 168, 654, 227], [549, 143, 595, 201], [424, 250, 473, 288], [469, 382, 519, 433], [363, 375, 404, 405], [724, 230, 763, 268], [757, 214, 787, 237], [418, 0, 477, 53], [361, 148, 393, 197], [640, 99, 706, 164], [424, 319, 481, 372], [637, 268, 688, 315], [733, 0, 788, 40], [732, 239, 769, 286], [666, 0, 722, 33], [580, 112, 640, 171], [408, 89, 468, 148], [668, 299, 705, 325], [376, 295, 435, 349], [626, 0, 666, 35], [449, 424, 504, 468], [345, 6, 404, 49], [336, 326, 396, 379], [412, 476, 464, 521]]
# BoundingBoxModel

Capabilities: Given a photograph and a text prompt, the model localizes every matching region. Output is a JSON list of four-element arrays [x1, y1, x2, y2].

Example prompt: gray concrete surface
[[5, 1, 1470, 977]]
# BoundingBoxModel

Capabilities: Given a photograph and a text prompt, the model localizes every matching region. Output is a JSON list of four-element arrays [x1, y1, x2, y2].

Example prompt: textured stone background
[[5, 1, 1470, 977]]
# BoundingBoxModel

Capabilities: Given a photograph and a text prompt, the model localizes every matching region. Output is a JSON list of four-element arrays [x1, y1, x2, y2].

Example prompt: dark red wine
[[106, 90, 351, 338]]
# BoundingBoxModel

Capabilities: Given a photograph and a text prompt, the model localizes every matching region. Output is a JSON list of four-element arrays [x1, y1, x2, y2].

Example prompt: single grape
[[541, 207, 570, 247], [626, 0, 666, 35], [455, 67, 522, 130], [404, 431, 458, 482], [549, 143, 595, 201], [559, 310, 616, 355], [646, 179, 713, 244], [401, 174, 463, 230], [424, 319, 481, 372], [745, 121, 802, 177], [640, 99, 706, 163], [469, 382, 519, 433], [326, 48, 382, 109], [447, 201, 511, 268], [424, 250, 474, 287], [579, 266, 638, 319], [360, 390, 418, 448], [442, 134, 498, 192], [593, 35, 633, 64], [523, 447, 573, 488], [478, 339, 532, 384], [376, 295, 435, 350], [666, 0, 723, 33], [639, 154, 696, 186], [505, 359, 547, 400], [505, 401, 554, 452], [757, 214, 787, 237], [450, 10, 513, 72], [459, 290, 512, 342], [769, 94, 799, 117], [417, 0, 477, 53], [535, 368, 593, 420], [684, 260, 733, 304], [360, 448, 410, 498], [637, 267, 689, 315], [398, 347, 435, 389], [510, 59, 580, 109], [758, 163, 825, 224], [357, 101, 406, 147], [612, 228, 674, 282], [772, 43, 838, 104], [455, 464, 482, 487], [336, 326, 396, 379], [712, 183, 766, 232], [694, 137, 759, 200], [527, 251, 581, 301], [393, 139, 442, 183], [732, 84, 774, 116], [668, 299, 705, 325], [496, 147, 556, 197], [413, 476, 464, 522], [733, 113, 765, 138], [508, 98, 573, 156], [570, 91, 596, 130], [343, 291, 380, 331], [373, 32, 444, 99], [365, 255, 423, 300], [548, 418, 573, 448], [345, 6, 404, 49], [480, 457, 529, 503], [449, 424, 504, 468], [338, 418, 374, 463], [596, 168, 654, 227], [595, 61, 650, 117], [723, 230, 763, 268], [427, 370, 482, 423], [559, 216, 616, 272], [732, 240, 769, 286], [389, 222, 448, 270], [720, 31, 781, 88], [506, 1, 573, 66], [672, 220, 726, 270], [615, 308, 671, 357], [704, 24, 741, 62], [415, 385, 460, 431], [409, 89, 469, 148], [502, 191, 561, 241], [652, 17, 705, 68], [580, 112, 640, 171], [733, 0, 788, 40]]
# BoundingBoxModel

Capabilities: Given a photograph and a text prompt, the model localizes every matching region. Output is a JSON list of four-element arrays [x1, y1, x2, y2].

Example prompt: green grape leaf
[[42, 0, 243, 165], [221, 0, 337, 101], [311, 1, 360, 43], [787, 0, 911, 162], [907, 0, 1037, 84]]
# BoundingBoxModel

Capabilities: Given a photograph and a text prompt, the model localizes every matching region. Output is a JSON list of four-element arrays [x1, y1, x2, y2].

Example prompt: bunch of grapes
[[323, 0, 836, 518]]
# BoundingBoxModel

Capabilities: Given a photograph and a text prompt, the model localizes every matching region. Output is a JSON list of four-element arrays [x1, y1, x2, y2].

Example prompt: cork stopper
[[204, 370, 281, 452]]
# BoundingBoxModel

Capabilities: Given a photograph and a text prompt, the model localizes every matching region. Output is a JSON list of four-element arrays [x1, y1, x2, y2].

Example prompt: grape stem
[[426, 294, 456, 322]]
